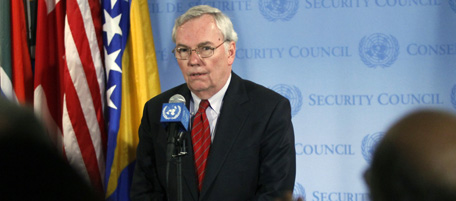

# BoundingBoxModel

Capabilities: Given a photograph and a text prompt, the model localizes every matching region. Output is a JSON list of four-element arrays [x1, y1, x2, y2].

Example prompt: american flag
[[34, 0, 107, 193]]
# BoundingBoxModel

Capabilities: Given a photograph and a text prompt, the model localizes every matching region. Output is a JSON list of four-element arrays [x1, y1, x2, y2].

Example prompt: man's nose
[[188, 49, 202, 65]]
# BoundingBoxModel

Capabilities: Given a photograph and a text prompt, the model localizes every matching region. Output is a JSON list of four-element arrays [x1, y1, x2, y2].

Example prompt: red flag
[[34, 0, 65, 146], [11, 0, 33, 104], [34, 0, 107, 193]]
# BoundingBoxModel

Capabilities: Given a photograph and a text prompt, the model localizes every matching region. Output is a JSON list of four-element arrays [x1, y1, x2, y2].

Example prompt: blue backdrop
[[147, 0, 456, 200]]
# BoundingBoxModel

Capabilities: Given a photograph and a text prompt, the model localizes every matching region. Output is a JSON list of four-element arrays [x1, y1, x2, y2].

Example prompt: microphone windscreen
[[169, 94, 185, 103], [160, 94, 190, 131]]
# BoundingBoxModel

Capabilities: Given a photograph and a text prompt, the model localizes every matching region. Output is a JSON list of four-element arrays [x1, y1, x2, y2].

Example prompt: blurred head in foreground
[[0, 97, 102, 201], [365, 110, 456, 201]]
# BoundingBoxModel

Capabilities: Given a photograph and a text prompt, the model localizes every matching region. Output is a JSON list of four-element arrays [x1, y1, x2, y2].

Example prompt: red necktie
[[191, 100, 211, 191]]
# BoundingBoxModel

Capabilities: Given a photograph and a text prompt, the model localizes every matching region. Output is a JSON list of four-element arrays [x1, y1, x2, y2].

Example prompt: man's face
[[174, 14, 235, 99]]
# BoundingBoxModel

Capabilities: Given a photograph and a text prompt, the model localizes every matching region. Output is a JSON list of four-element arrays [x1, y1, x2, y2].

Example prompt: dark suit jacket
[[131, 73, 296, 201]]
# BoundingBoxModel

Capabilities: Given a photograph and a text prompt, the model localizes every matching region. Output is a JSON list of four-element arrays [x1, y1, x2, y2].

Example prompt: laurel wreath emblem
[[259, 0, 299, 22], [359, 33, 400, 68], [361, 132, 385, 163]]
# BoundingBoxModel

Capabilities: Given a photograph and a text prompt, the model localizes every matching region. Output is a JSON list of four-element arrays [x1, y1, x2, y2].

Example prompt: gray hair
[[171, 5, 238, 44]]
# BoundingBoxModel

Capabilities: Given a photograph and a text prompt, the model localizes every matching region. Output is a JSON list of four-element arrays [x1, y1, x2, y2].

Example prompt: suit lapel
[[199, 73, 251, 200]]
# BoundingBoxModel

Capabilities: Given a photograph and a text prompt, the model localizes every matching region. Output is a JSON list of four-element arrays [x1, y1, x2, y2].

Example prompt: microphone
[[160, 94, 190, 131], [160, 94, 190, 187]]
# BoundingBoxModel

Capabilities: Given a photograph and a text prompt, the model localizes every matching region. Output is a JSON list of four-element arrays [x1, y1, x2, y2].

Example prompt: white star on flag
[[109, 0, 118, 9], [106, 85, 118, 109], [103, 10, 122, 46], [105, 47, 122, 79]]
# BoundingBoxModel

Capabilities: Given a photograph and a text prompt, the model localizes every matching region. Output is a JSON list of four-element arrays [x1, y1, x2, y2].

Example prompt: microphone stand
[[173, 130, 187, 201], [166, 125, 177, 192]]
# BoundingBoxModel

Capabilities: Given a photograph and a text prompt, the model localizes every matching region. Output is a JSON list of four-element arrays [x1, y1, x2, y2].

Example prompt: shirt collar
[[191, 73, 231, 114]]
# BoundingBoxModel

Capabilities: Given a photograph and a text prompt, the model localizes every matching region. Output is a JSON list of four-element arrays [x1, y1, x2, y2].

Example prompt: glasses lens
[[174, 48, 188, 59], [179, 52, 188, 59], [199, 47, 214, 58]]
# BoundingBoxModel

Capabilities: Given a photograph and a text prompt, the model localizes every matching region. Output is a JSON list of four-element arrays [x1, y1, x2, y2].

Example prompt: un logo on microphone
[[359, 33, 399, 68], [361, 132, 385, 163], [259, 0, 299, 21], [162, 105, 182, 120], [271, 84, 303, 117]]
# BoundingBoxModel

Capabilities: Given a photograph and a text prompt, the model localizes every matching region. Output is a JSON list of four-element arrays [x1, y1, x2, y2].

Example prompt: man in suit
[[131, 5, 296, 201], [364, 110, 456, 201]]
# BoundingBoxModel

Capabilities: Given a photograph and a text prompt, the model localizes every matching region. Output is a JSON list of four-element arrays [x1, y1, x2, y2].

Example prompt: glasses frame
[[172, 40, 228, 60]]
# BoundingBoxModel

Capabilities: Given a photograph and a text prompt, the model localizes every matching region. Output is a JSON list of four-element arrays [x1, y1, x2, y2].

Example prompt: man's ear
[[227, 41, 236, 65]]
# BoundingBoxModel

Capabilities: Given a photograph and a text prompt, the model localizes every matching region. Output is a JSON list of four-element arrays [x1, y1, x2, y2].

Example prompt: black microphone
[[160, 94, 190, 187]]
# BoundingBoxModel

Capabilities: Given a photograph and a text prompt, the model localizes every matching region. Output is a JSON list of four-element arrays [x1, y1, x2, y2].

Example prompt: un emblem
[[293, 183, 306, 200], [359, 33, 399, 68], [361, 132, 384, 163], [450, 0, 456, 13], [162, 105, 181, 120], [259, 0, 299, 22], [452, 85, 456, 110], [271, 84, 302, 117]]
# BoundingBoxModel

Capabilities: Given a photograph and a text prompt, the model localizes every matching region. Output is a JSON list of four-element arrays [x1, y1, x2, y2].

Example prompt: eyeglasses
[[172, 40, 228, 60]]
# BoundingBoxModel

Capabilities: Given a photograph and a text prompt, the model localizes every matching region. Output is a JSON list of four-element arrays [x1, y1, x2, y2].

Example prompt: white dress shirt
[[190, 74, 231, 142]]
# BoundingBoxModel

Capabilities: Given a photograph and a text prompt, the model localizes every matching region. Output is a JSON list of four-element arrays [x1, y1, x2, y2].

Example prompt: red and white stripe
[[34, 0, 106, 193]]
